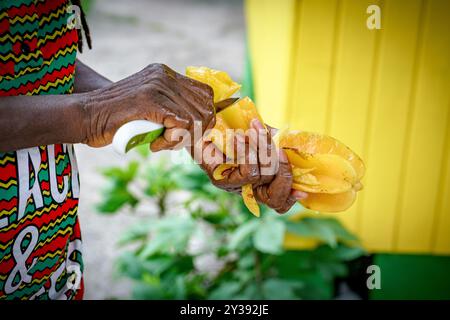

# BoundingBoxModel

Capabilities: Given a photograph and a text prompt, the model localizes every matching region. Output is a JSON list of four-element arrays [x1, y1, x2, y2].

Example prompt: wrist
[[70, 92, 92, 144]]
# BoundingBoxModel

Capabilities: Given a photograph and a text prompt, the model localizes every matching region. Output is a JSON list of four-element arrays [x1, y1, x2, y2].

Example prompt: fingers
[[275, 194, 297, 214], [194, 117, 278, 190], [250, 118, 277, 184], [254, 149, 294, 213], [150, 114, 191, 152]]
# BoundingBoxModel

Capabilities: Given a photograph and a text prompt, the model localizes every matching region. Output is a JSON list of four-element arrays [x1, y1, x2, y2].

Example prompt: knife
[[112, 97, 239, 154]]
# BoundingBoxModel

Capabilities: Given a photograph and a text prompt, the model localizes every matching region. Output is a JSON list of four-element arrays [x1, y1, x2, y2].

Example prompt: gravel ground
[[75, 0, 245, 299]]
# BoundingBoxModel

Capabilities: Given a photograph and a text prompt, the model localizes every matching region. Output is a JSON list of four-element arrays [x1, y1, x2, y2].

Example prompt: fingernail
[[251, 118, 265, 131], [292, 190, 308, 200]]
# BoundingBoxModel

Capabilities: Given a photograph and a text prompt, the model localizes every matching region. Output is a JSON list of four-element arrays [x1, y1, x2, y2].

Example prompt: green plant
[[96, 149, 366, 299]]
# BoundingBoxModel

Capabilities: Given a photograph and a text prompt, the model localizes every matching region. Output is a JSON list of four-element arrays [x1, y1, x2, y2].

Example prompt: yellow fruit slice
[[187, 67, 263, 217], [285, 150, 356, 194], [186, 66, 241, 103], [206, 115, 234, 156], [213, 163, 238, 180], [299, 189, 357, 213], [292, 167, 316, 178], [293, 172, 320, 186], [292, 176, 352, 194], [275, 130, 364, 212], [218, 97, 264, 130], [277, 131, 365, 180], [242, 184, 260, 217]]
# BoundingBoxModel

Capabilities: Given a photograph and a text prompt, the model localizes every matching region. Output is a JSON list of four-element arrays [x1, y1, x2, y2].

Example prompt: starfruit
[[275, 130, 365, 212], [186, 66, 365, 215], [186, 66, 241, 103], [186, 66, 261, 217]]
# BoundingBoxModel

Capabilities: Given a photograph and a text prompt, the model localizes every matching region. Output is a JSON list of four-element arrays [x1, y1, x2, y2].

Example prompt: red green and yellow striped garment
[[0, 0, 83, 300]]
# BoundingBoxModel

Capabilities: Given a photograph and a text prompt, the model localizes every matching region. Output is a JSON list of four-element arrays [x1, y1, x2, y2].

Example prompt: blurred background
[[76, 0, 246, 299], [76, 0, 450, 299]]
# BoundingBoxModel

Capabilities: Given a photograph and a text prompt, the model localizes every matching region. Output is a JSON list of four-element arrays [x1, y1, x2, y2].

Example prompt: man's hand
[[81, 63, 215, 149], [194, 118, 307, 214]]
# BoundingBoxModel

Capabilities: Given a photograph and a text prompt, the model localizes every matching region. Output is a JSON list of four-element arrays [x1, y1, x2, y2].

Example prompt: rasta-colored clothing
[[0, 0, 83, 300]]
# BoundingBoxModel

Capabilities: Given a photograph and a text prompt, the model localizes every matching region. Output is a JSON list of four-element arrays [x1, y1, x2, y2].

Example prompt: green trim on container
[[370, 253, 450, 300], [241, 41, 255, 101]]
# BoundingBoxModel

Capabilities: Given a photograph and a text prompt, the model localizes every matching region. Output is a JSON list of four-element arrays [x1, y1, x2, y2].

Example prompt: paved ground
[[76, 0, 245, 299]]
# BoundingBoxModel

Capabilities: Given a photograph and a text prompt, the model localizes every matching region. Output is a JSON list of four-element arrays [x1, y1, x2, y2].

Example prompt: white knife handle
[[112, 120, 164, 155]]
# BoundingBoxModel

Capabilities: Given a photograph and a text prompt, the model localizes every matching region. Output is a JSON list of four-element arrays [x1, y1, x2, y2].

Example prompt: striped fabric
[[0, 0, 83, 300]]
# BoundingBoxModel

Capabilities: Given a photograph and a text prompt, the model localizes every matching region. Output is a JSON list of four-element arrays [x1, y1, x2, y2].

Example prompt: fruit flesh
[[186, 66, 365, 215], [276, 130, 364, 212], [186, 67, 261, 217], [186, 66, 241, 103], [299, 189, 357, 213], [218, 97, 264, 131], [277, 130, 365, 180]]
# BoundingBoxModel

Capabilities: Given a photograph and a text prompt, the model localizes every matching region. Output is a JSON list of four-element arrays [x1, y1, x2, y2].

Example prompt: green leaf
[[96, 188, 138, 213], [286, 218, 337, 247], [317, 261, 348, 280], [115, 252, 144, 280], [314, 244, 365, 262], [321, 218, 359, 243], [142, 255, 174, 275], [117, 221, 152, 245], [279, 202, 306, 217], [262, 278, 303, 300], [227, 219, 260, 251], [173, 276, 187, 299], [234, 283, 260, 299], [132, 282, 165, 300], [209, 282, 242, 300], [253, 217, 285, 254], [134, 144, 150, 158], [139, 216, 195, 258], [102, 161, 139, 182], [333, 245, 366, 261], [237, 254, 254, 270]]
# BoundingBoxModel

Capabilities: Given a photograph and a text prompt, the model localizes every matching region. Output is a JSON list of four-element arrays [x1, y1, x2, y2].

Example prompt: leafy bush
[[97, 149, 365, 299]]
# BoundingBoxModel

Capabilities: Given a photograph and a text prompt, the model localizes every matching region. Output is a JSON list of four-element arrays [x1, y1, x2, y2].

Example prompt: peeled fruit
[[211, 98, 263, 217], [299, 189, 357, 213], [186, 66, 365, 215], [277, 130, 365, 180], [207, 115, 234, 156], [242, 184, 260, 217], [286, 151, 356, 194], [218, 97, 264, 131], [186, 66, 261, 217], [213, 163, 238, 180], [276, 130, 365, 213], [186, 66, 241, 103]]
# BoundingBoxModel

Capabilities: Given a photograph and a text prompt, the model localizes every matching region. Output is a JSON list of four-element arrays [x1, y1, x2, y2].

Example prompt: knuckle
[[276, 206, 289, 214]]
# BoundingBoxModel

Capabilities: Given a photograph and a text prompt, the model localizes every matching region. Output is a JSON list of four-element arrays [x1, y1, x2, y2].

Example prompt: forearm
[[0, 94, 87, 152], [74, 59, 112, 93]]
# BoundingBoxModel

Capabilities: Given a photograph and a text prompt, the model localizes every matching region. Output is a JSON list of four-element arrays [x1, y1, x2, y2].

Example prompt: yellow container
[[246, 0, 450, 254]]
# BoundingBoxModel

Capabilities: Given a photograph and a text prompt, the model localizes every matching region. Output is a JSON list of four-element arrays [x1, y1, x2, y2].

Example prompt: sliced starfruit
[[286, 150, 356, 194], [186, 66, 262, 217], [213, 97, 265, 217], [242, 184, 260, 217], [299, 189, 357, 213], [218, 97, 264, 130], [213, 163, 238, 180], [276, 130, 365, 213], [206, 115, 234, 156], [277, 131, 365, 180], [186, 66, 241, 103]]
